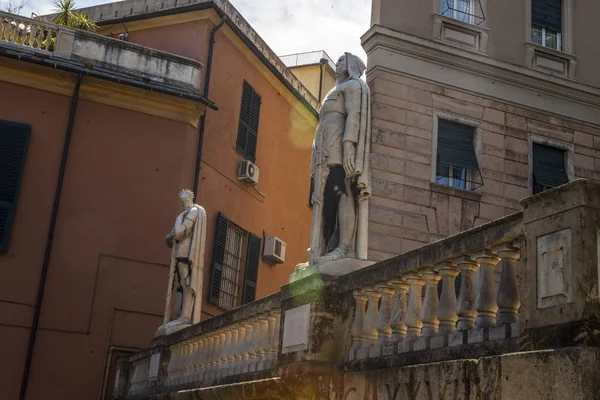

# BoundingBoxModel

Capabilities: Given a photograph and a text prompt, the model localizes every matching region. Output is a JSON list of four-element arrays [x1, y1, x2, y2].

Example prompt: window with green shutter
[[435, 119, 482, 191], [0, 120, 31, 253], [242, 233, 261, 305], [532, 143, 569, 194], [236, 81, 261, 163]]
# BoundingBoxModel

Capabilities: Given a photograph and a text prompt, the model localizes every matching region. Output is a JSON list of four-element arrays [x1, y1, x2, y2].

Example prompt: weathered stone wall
[[342, 347, 600, 400], [367, 69, 600, 261]]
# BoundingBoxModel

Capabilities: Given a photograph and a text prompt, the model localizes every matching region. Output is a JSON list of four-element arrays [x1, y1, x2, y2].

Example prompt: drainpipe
[[318, 57, 328, 103], [19, 72, 83, 400], [193, 17, 226, 200]]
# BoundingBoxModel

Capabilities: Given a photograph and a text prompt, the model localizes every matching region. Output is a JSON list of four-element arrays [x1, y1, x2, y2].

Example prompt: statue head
[[335, 52, 366, 83], [178, 189, 195, 209]]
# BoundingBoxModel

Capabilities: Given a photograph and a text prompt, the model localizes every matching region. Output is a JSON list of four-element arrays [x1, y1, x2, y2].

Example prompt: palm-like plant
[[50, 0, 97, 32]]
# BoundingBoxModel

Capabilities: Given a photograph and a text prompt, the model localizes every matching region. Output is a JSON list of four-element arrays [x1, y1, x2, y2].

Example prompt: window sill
[[524, 42, 577, 80], [430, 182, 483, 201], [432, 13, 489, 54]]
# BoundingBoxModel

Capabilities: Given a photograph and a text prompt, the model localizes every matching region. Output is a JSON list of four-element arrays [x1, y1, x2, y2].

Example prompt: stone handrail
[[120, 293, 281, 397], [0, 12, 58, 52]]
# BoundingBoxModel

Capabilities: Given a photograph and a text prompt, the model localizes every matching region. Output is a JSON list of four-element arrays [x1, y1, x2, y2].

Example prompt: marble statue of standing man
[[305, 52, 372, 271], [156, 189, 207, 336]]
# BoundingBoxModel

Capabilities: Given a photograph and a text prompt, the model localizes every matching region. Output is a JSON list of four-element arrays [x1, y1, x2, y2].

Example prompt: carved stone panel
[[148, 353, 160, 381], [537, 229, 572, 308], [282, 304, 311, 354]]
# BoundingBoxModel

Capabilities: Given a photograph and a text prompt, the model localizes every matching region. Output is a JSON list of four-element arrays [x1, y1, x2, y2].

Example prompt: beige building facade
[[280, 50, 337, 103], [365, 0, 600, 261]]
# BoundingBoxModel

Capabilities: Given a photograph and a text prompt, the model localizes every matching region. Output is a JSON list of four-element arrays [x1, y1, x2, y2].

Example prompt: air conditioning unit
[[238, 160, 259, 185], [263, 236, 286, 264]]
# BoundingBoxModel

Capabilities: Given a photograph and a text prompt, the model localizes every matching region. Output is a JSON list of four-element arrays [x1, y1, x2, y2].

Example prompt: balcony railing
[[114, 179, 600, 398], [0, 13, 57, 52], [0, 11, 202, 93]]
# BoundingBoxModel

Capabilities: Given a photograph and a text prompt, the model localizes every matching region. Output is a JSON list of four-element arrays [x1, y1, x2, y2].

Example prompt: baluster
[[369, 283, 393, 357], [233, 322, 247, 376], [494, 243, 521, 324], [224, 326, 239, 377], [404, 272, 425, 338], [201, 334, 215, 383], [436, 261, 460, 333], [171, 343, 184, 385], [388, 278, 409, 350], [356, 287, 381, 360], [421, 267, 441, 337], [217, 328, 232, 379], [348, 289, 367, 361], [180, 340, 194, 385], [247, 318, 261, 373], [256, 313, 270, 371], [267, 310, 281, 369], [207, 331, 222, 383], [472, 250, 501, 327], [191, 337, 205, 382], [455, 256, 480, 331], [240, 318, 254, 374], [264, 310, 279, 369], [186, 339, 198, 383]]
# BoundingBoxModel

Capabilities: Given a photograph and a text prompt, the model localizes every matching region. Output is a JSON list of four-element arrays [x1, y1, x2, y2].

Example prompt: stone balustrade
[[116, 293, 281, 397], [0, 11, 203, 93], [162, 308, 281, 389], [114, 180, 600, 399], [0, 13, 57, 52], [345, 239, 522, 360]]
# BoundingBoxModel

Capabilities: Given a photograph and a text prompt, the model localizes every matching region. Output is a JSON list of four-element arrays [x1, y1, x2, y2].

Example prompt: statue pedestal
[[154, 322, 192, 338], [290, 258, 373, 282]]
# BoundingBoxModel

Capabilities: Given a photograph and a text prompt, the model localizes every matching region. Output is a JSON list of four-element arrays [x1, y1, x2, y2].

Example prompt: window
[[531, 0, 562, 50], [219, 221, 244, 310], [532, 143, 569, 194], [435, 119, 481, 191], [209, 213, 262, 309], [440, 0, 481, 24], [236, 81, 261, 163], [0, 120, 31, 252]]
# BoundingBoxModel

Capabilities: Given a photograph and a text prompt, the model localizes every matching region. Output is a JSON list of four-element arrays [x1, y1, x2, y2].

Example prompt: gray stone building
[[365, 0, 600, 261]]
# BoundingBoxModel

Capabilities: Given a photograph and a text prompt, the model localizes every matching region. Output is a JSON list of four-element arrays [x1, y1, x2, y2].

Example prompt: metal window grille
[[218, 223, 244, 310], [440, 0, 486, 25]]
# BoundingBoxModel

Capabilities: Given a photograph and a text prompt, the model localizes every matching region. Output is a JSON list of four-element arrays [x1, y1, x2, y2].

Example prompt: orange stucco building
[[0, 1, 323, 398]]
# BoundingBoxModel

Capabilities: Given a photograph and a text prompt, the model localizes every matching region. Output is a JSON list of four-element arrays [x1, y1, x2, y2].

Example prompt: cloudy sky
[[17, 0, 370, 62]]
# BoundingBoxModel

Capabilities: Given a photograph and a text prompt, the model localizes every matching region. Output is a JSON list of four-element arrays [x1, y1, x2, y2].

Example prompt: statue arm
[[174, 208, 199, 240], [165, 229, 174, 248], [342, 81, 362, 176], [342, 80, 362, 145]]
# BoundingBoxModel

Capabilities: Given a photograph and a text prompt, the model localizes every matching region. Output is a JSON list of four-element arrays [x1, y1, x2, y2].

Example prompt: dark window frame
[[236, 81, 262, 163], [435, 118, 482, 191], [0, 120, 31, 253]]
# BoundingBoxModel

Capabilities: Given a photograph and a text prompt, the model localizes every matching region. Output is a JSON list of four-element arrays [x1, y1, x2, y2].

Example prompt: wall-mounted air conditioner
[[238, 160, 259, 185], [263, 236, 286, 264]]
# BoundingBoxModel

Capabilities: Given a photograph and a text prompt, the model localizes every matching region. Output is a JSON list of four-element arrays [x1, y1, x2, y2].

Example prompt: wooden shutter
[[209, 212, 229, 305], [236, 81, 261, 162], [437, 119, 479, 170], [532, 0, 562, 32], [242, 233, 261, 305], [533, 143, 569, 190], [0, 120, 31, 252]]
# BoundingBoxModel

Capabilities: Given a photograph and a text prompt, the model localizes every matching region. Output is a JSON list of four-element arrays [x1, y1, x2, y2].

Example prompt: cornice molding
[[362, 25, 600, 113], [0, 57, 206, 127]]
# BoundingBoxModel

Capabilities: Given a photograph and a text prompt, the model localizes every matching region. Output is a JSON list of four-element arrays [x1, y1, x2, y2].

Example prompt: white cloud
[[21, 0, 370, 62]]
